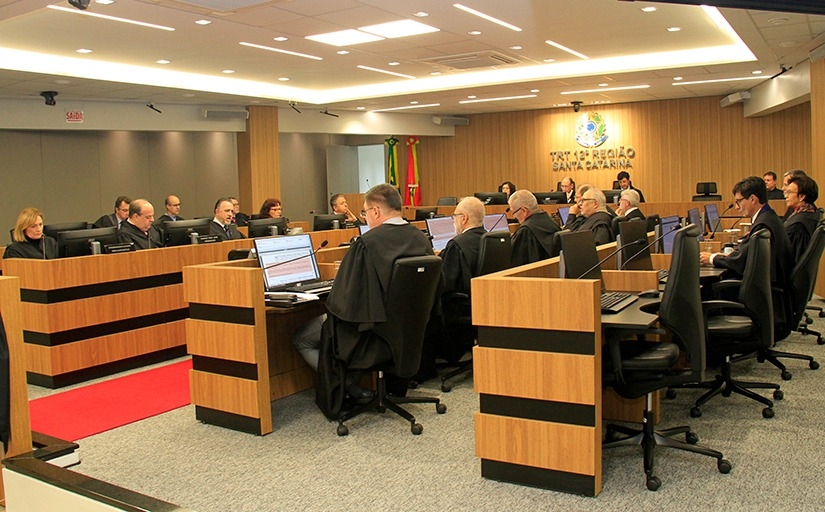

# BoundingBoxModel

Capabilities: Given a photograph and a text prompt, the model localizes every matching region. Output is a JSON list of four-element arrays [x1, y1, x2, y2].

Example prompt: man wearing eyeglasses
[[93, 195, 131, 229], [509, 189, 562, 266], [117, 199, 164, 249], [573, 188, 615, 246]]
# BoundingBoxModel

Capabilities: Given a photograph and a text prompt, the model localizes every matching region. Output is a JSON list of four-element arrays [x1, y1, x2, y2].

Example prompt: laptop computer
[[254, 234, 333, 302], [425, 216, 457, 251]]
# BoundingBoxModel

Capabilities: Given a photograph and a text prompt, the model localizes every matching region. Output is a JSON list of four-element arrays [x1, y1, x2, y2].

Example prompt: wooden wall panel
[[238, 106, 280, 214], [186, 319, 256, 364], [189, 370, 261, 418], [417, 97, 811, 205], [810, 60, 825, 296]]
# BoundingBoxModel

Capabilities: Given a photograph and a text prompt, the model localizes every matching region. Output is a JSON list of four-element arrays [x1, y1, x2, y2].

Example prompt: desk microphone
[[619, 226, 680, 270], [263, 240, 328, 271], [309, 210, 321, 215], [576, 239, 646, 279], [708, 204, 734, 240]]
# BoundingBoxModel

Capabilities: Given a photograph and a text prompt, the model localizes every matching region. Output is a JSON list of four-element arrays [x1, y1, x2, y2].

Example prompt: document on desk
[[264, 292, 319, 308]]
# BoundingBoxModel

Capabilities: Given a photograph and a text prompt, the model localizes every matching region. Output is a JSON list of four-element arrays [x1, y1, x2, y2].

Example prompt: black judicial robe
[[441, 226, 486, 297], [209, 221, 246, 241], [315, 221, 433, 419], [575, 211, 615, 246], [623, 208, 646, 222], [785, 209, 820, 263], [93, 213, 118, 229], [118, 221, 164, 250], [2, 236, 58, 259], [511, 210, 561, 267]]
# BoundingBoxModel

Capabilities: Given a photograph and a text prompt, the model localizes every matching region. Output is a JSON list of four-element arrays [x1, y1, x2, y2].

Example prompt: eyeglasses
[[734, 196, 748, 207], [509, 206, 524, 216], [580, 198, 597, 204], [360, 205, 377, 218], [451, 212, 466, 219]]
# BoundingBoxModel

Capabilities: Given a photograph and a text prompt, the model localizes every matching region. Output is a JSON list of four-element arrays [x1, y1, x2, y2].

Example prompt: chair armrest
[[711, 279, 742, 297], [703, 299, 747, 317]]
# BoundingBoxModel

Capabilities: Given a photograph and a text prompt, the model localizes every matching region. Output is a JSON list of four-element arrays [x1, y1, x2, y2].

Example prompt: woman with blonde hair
[[4, 207, 59, 259]]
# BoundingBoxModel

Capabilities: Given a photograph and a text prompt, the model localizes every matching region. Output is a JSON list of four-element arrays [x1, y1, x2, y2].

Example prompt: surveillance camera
[[40, 91, 58, 106], [571, 101, 583, 113]]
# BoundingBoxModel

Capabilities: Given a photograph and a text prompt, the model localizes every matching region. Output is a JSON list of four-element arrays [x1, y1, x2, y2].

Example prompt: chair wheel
[[818, 336, 825, 345], [718, 459, 732, 474], [690, 407, 702, 418], [781, 370, 792, 381], [441, 381, 452, 392], [411, 423, 423, 435], [774, 389, 783, 400], [762, 407, 774, 419], [436, 403, 447, 414], [806, 317, 814, 324], [686, 432, 699, 444], [665, 388, 677, 400], [810, 360, 820, 370], [337, 424, 349, 436], [819, 310, 825, 318], [646, 475, 661, 491], [408, 380, 419, 390], [721, 389, 732, 397]]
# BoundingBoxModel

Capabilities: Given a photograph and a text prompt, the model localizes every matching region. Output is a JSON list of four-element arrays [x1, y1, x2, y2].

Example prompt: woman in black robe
[[3, 207, 58, 260]]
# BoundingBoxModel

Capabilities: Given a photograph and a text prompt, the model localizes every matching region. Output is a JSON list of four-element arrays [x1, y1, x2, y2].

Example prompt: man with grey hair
[[509, 189, 561, 266], [574, 188, 615, 245], [616, 189, 645, 221], [118, 199, 164, 249]]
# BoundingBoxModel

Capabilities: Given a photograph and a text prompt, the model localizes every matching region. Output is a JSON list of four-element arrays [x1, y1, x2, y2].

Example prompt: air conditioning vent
[[421, 51, 520, 70], [203, 108, 249, 120]]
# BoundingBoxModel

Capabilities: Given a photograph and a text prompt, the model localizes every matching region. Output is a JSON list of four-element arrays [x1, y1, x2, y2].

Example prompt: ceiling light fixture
[[239, 42, 323, 61], [561, 85, 649, 94], [76, 48, 93, 54], [356, 65, 415, 79], [95, 0, 114, 4], [459, 94, 536, 104], [641, 6, 657, 12], [47, 5, 175, 31], [306, 29, 383, 47], [358, 20, 439, 39], [545, 39, 589, 60], [453, 3, 522, 32], [273, 36, 288, 42], [289, 101, 301, 114], [221, 69, 235, 74], [337, 50, 350, 55], [667, 27, 681, 32], [468, 31, 482, 36], [371, 103, 440, 112], [413, 12, 429, 17], [156, 59, 170, 64], [672, 76, 766, 86]]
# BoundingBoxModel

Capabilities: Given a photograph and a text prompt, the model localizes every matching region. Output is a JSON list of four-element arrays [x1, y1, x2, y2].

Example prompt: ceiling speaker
[[203, 108, 249, 120], [432, 116, 469, 126]]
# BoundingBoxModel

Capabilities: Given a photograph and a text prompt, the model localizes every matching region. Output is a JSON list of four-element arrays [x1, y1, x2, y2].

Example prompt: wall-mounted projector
[[720, 91, 751, 108], [432, 116, 469, 126]]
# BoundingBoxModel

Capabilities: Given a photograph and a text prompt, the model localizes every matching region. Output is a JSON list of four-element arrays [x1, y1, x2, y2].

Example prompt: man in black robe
[[509, 189, 561, 266], [209, 198, 246, 241], [118, 199, 165, 249], [783, 175, 820, 262], [616, 189, 646, 222], [574, 188, 615, 246], [93, 196, 131, 229], [292, 184, 434, 419]]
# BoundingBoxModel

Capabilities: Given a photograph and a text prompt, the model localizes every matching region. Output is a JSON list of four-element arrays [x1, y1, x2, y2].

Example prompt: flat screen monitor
[[617, 220, 652, 270], [414, 207, 439, 221], [254, 234, 320, 291], [704, 203, 720, 235], [312, 214, 346, 231], [425, 216, 457, 252], [533, 191, 567, 204], [57, 227, 119, 258], [687, 208, 704, 241], [659, 215, 681, 254], [603, 189, 622, 204], [473, 192, 508, 205], [43, 221, 88, 239], [483, 213, 508, 232], [164, 218, 212, 246], [558, 230, 605, 292], [247, 217, 288, 238], [557, 206, 571, 226]]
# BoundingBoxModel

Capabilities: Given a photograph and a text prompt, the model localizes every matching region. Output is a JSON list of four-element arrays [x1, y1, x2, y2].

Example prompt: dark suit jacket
[[209, 220, 246, 241], [93, 213, 118, 229], [155, 214, 185, 226]]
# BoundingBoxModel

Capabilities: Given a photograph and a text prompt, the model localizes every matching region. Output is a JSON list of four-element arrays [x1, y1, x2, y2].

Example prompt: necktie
[[225, 225, 231, 239]]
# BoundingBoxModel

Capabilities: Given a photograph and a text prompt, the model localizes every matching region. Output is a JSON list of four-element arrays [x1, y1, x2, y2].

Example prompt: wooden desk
[[471, 250, 660, 497]]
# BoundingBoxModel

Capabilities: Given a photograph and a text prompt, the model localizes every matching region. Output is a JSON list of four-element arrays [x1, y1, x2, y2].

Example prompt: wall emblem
[[575, 112, 608, 148]]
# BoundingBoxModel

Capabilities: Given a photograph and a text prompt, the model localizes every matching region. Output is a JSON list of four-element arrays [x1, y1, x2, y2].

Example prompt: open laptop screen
[[425, 216, 457, 251], [483, 213, 508, 232], [254, 234, 320, 290]]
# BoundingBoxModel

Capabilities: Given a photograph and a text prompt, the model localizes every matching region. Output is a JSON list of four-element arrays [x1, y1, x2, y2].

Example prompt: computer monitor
[[473, 192, 508, 205], [617, 220, 653, 270], [704, 203, 720, 235], [483, 213, 508, 232], [254, 234, 321, 291], [43, 221, 88, 239], [533, 191, 567, 204], [414, 207, 439, 221], [558, 230, 605, 292], [312, 214, 346, 231], [425, 216, 457, 251], [658, 215, 681, 254], [247, 217, 288, 238], [557, 206, 571, 226], [57, 227, 119, 258], [164, 218, 212, 246], [603, 189, 622, 204], [687, 207, 704, 241]]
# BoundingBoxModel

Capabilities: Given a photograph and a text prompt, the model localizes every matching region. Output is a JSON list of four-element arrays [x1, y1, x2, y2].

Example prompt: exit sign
[[66, 110, 84, 123]]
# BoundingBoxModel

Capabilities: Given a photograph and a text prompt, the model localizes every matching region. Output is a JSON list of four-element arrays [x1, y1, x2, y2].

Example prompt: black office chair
[[438, 230, 513, 392], [645, 213, 660, 235], [612, 180, 620, 189], [436, 196, 458, 206], [603, 224, 730, 491], [227, 248, 251, 260], [692, 230, 782, 419], [336, 256, 446, 436], [692, 182, 723, 201]]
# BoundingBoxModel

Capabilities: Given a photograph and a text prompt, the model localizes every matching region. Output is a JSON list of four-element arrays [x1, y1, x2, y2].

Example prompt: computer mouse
[[639, 289, 661, 299]]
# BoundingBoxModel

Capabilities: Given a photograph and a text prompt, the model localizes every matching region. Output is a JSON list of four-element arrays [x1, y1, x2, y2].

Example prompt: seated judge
[[784, 174, 820, 262], [329, 193, 360, 226], [781, 169, 808, 221], [155, 195, 184, 224], [3, 207, 58, 259], [617, 171, 645, 203], [259, 198, 283, 219], [764, 171, 785, 201], [229, 197, 249, 226], [291, 184, 434, 418], [560, 176, 576, 204], [118, 199, 164, 250], [93, 196, 130, 229], [210, 198, 246, 241], [498, 181, 516, 199], [573, 188, 615, 246], [615, 189, 645, 221], [509, 189, 562, 266]]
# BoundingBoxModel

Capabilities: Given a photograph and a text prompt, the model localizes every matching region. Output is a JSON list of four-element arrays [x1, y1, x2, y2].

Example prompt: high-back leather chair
[[692, 182, 723, 201], [227, 248, 251, 260], [336, 256, 446, 436], [436, 196, 458, 206], [603, 224, 730, 491]]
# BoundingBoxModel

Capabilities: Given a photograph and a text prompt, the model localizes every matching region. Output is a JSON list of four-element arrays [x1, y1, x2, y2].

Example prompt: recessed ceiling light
[[599, 83, 608, 87], [76, 48, 93, 54], [47, 5, 175, 31], [306, 29, 383, 47], [752, 70, 763, 75], [55, 79, 71, 85], [453, 3, 522, 32], [356, 106, 366, 110], [388, 62, 400, 66], [273, 36, 288, 42], [530, 89, 539, 93], [156, 59, 170, 64], [561, 85, 650, 94], [673, 76, 683, 80], [667, 27, 681, 32], [672, 76, 767, 86], [430, 71, 442, 75], [278, 77, 289, 81], [222, 69, 235, 74], [468, 30, 481, 36], [459, 94, 536, 104], [359, 20, 439, 39], [95, 0, 114, 4], [182, 93, 195, 98], [413, 12, 429, 17], [410, 101, 419, 104], [768, 17, 789, 25], [641, 6, 657, 13], [545, 39, 589, 60], [467, 95, 477, 99], [543, 58, 556, 63], [195, 20, 211, 25], [239, 42, 323, 61], [356, 65, 415, 79], [337, 50, 350, 55], [779, 41, 798, 48], [510, 45, 522, 50], [371, 103, 440, 113]]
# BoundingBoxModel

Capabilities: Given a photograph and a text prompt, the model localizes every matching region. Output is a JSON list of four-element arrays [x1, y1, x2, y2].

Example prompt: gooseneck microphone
[[708, 204, 734, 240], [263, 240, 328, 271], [576, 239, 646, 279], [619, 226, 680, 270]]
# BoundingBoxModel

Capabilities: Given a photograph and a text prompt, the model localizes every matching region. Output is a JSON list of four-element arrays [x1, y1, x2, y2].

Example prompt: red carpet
[[29, 360, 192, 441]]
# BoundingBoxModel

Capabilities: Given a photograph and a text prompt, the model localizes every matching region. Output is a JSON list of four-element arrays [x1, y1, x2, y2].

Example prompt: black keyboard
[[601, 291, 638, 314], [284, 279, 335, 294], [658, 269, 669, 282]]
